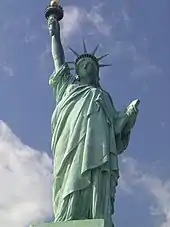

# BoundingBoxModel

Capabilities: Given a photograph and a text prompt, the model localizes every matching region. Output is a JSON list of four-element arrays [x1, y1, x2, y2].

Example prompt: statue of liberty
[[44, 1, 139, 227]]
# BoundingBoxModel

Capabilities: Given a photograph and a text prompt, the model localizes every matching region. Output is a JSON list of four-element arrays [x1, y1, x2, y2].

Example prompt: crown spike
[[91, 44, 100, 55], [83, 39, 87, 53], [97, 53, 109, 61], [68, 46, 79, 57], [99, 64, 112, 68]]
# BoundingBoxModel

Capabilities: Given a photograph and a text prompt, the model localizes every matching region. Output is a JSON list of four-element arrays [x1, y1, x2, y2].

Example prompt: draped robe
[[49, 63, 133, 226]]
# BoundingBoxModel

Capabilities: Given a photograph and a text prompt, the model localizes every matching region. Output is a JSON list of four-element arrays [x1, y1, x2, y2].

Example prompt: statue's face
[[76, 58, 99, 85]]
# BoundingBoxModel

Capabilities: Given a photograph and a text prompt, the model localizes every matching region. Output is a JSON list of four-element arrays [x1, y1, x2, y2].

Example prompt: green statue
[[45, 1, 139, 227]]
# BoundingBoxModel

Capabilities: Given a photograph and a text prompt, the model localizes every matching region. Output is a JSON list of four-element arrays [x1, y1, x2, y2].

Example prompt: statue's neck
[[76, 80, 100, 88]]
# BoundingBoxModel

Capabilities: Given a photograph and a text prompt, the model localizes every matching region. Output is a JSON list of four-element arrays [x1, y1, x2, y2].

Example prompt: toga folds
[[49, 63, 132, 225]]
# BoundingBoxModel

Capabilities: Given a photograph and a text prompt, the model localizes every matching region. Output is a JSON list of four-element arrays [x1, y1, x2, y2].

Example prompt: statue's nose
[[83, 63, 87, 69]]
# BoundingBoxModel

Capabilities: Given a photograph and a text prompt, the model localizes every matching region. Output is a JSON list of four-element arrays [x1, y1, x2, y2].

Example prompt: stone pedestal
[[30, 219, 104, 227]]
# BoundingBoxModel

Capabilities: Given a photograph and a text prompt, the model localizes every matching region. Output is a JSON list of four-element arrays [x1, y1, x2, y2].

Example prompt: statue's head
[[76, 57, 99, 86], [68, 40, 111, 87]]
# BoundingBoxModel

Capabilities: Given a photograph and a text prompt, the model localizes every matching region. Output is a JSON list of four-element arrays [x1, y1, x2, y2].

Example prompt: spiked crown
[[67, 40, 111, 70]]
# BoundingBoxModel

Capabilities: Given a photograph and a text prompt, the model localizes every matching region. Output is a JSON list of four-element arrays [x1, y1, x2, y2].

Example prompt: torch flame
[[50, 0, 59, 7]]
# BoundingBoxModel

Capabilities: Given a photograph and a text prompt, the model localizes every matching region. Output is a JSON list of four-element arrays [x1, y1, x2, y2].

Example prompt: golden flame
[[50, 0, 59, 7]]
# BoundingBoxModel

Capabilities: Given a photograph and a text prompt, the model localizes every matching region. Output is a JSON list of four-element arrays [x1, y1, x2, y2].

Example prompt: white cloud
[[0, 63, 14, 77], [0, 121, 53, 227], [86, 5, 112, 37], [120, 156, 170, 227], [57, 5, 111, 40], [140, 175, 170, 227], [61, 6, 85, 40]]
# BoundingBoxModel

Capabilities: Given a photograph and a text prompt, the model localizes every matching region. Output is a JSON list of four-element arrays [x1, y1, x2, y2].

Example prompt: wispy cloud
[[39, 44, 51, 73], [0, 63, 14, 77], [61, 4, 112, 40], [110, 36, 162, 79], [86, 4, 112, 37], [120, 156, 170, 227], [24, 34, 37, 44], [108, 2, 162, 79], [131, 63, 162, 78], [61, 6, 85, 40]]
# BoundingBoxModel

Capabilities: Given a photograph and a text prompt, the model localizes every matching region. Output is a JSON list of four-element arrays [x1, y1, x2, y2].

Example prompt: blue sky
[[0, 0, 169, 227]]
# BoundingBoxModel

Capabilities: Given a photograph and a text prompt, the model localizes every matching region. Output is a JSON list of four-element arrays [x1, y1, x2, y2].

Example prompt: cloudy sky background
[[0, 0, 169, 227]]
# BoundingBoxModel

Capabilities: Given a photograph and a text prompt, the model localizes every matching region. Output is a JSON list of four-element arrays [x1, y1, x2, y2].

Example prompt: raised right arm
[[48, 15, 65, 72]]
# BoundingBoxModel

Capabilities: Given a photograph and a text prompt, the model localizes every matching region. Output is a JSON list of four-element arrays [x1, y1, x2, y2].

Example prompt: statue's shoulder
[[49, 63, 73, 87]]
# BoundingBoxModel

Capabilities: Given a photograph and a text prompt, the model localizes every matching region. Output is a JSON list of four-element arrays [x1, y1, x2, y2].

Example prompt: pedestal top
[[30, 219, 104, 227]]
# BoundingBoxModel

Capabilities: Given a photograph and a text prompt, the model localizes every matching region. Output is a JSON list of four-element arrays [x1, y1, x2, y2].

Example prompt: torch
[[45, 0, 64, 21]]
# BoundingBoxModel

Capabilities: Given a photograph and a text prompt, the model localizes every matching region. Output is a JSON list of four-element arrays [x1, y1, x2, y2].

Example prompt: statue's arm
[[48, 15, 65, 72]]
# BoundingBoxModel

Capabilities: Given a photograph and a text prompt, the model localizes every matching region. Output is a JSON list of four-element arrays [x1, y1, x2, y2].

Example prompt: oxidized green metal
[[37, 1, 140, 227]]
